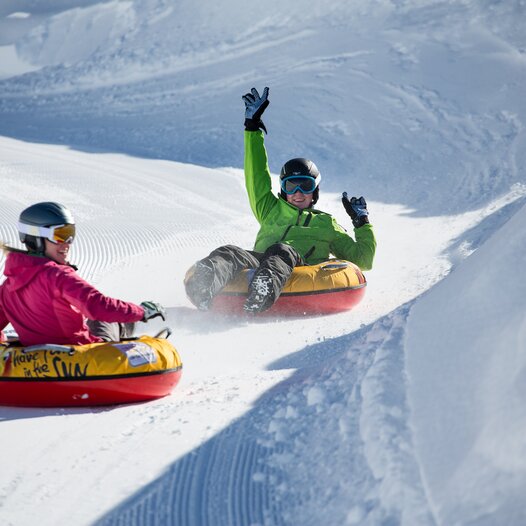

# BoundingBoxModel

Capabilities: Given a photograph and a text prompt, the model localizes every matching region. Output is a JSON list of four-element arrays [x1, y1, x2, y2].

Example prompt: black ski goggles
[[280, 176, 318, 195]]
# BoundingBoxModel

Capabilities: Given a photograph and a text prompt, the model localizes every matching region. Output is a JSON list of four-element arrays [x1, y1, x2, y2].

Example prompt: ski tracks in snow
[[96, 304, 435, 526], [0, 136, 253, 288]]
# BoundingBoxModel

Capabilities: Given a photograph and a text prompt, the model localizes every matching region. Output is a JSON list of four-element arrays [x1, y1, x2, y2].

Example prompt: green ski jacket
[[244, 130, 376, 270]]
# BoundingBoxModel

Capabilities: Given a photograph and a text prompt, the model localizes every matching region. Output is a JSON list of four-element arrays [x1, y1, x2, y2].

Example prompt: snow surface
[[0, 1, 525, 525]]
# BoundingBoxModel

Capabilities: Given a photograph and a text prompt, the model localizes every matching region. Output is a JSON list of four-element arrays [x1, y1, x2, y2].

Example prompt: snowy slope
[[1, 135, 522, 526], [1, 1, 525, 214], [1, 1, 526, 525]]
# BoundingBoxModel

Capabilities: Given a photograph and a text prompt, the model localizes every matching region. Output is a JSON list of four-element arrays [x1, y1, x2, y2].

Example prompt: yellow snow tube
[[186, 259, 366, 315], [0, 335, 183, 407]]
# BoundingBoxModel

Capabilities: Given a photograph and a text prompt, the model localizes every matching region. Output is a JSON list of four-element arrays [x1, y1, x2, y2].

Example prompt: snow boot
[[185, 261, 215, 311], [243, 269, 276, 314]]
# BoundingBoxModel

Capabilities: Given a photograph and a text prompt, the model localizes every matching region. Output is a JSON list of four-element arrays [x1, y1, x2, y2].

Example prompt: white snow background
[[1, 1, 526, 525]]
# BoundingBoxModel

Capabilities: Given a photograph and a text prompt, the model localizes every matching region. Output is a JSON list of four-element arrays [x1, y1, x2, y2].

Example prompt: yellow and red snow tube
[[211, 259, 366, 315], [0, 334, 182, 407]]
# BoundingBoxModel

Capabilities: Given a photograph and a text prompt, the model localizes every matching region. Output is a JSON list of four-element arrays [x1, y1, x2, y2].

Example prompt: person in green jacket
[[185, 87, 376, 314]]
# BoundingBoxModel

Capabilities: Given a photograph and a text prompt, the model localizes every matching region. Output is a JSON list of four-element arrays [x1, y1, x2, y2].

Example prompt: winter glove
[[242, 87, 269, 133], [342, 192, 370, 228], [140, 301, 166, 322]]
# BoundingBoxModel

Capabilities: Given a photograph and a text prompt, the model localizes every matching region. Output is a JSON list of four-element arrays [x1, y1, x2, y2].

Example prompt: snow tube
[[0, 334, 182, 407], [208, 259, 366, 315]]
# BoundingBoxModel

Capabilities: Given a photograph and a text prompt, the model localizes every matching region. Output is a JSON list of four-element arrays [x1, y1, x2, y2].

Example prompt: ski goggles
[[18, 222, 76, 244], [280, 176, 319, 195]]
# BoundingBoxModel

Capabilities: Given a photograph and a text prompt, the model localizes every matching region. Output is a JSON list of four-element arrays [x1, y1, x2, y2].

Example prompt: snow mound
[[407, 198, 526, 525]]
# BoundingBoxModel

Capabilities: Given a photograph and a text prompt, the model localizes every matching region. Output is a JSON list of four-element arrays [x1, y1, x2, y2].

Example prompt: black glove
[[341, 192, 370, 228], [140, 301, 166, 322], [242, 87, 269, 133]]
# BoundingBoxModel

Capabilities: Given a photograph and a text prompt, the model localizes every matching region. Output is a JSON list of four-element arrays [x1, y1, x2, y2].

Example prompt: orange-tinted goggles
[[18, 222, 76, 244], [48, 224, 76, 244]]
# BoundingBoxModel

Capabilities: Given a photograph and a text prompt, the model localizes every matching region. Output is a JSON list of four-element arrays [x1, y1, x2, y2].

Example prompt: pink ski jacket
[[0, 251, 144, 346]]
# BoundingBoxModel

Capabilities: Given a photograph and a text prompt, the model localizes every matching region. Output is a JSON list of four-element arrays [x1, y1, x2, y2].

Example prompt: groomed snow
[[1, 1, 525, 525]]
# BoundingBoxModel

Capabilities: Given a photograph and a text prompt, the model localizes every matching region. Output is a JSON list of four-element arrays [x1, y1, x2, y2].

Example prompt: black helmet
[[18, 202, 75, 254], [279, 158, 321, 205]]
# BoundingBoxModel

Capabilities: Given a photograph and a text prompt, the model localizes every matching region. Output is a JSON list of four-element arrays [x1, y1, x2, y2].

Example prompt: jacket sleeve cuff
[[244, 118, 267, 134]]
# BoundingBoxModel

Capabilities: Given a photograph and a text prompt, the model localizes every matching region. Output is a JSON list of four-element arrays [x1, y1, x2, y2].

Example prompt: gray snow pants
[[200, 243, 305, 301], [86, 319, 136, 342]]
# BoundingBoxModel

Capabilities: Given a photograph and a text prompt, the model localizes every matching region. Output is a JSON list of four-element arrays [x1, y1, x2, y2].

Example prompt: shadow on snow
[[93, 303, 416, 526]]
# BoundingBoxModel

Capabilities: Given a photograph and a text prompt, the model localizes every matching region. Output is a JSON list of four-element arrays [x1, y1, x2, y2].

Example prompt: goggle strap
[[18, 222, 58, 239]]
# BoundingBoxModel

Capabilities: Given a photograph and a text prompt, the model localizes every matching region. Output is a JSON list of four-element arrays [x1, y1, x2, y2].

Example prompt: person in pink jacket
[[0, 202, 165, 346]]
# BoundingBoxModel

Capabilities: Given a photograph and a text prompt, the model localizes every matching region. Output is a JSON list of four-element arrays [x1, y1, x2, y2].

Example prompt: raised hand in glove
[[341, 192, 370, 228], [140, 301, 166, 322], [242, 87, 269, 133]]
